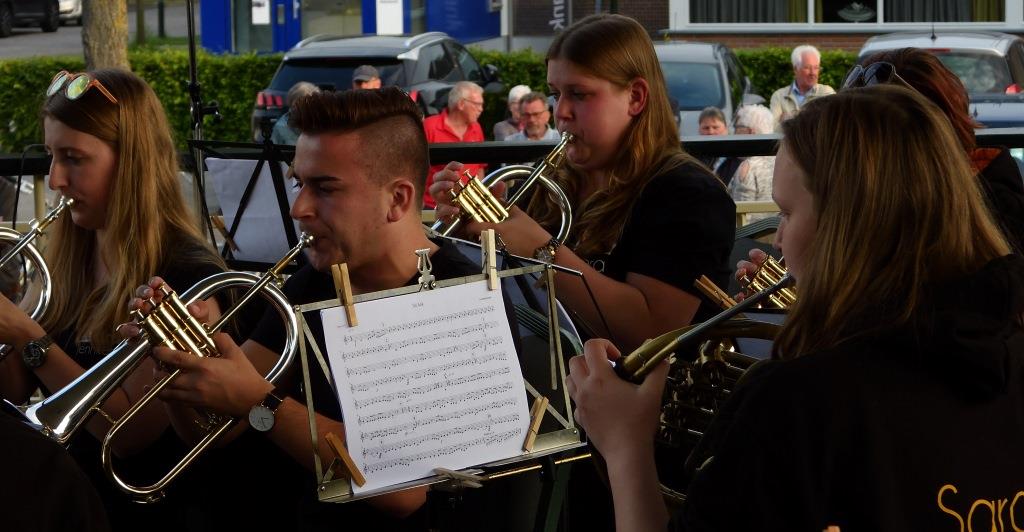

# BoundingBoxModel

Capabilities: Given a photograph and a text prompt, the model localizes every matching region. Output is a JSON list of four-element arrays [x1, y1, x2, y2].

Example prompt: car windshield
[[661, 62, 726, 110], [931, 51, 1013, 94], [270, 58, 404, 91]]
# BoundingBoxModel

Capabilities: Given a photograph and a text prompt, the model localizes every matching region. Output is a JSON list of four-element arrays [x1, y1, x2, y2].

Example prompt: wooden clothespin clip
[[694, 275, 737, 310], [331, 263, 358, 327], [416, 248, 436, 290], [433, 467, 484, 489], [480, 228, 498, 291], [523, 395, 549, 452], [209, 215, 240, 252], [325, 432, 366, 487]]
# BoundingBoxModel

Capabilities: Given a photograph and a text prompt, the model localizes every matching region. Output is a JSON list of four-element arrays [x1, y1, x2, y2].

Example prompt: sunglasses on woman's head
[[841, 62, 913, 91], [47, 70, 118, 104]]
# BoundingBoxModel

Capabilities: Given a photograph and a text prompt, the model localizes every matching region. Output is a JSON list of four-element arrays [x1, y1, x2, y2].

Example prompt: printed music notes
[[321, 279, 530, 494]]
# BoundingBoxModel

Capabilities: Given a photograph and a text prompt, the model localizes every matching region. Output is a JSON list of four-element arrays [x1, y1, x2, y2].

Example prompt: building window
[[885, 0, 1003, 22], [690, 0, 1005, 23], [818, 1, 877, 22], [689, 0, 808, 23]]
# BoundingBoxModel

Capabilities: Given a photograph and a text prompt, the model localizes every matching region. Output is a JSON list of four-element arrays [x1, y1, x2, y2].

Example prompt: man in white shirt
[[769, 44, 835, 126]]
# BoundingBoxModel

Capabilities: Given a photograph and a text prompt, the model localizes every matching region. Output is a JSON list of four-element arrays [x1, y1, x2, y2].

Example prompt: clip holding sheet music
[[480, 229, 499, 291], [523, 395, 549, 452], [416, 248, 436, 290], [331, 263, 358, 327], [325, 432, 366, 487]]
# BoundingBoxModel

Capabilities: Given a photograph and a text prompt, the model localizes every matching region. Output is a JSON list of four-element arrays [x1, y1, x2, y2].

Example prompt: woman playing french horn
[[430, 14, 736, 355], [0, 69, 225, 531], [568, 85, 1024, 530]]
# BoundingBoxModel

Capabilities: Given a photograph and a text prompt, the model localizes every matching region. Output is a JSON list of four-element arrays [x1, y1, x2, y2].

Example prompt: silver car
[[857, 31, 1024, 128], [654, 41, 764, 137]]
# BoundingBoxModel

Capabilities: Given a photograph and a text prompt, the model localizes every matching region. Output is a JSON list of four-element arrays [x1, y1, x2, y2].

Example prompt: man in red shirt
[[423, 81, 486, 208]]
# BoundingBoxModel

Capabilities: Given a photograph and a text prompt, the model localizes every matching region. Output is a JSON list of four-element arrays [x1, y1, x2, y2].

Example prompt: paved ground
[[0, 2, 194, 59]]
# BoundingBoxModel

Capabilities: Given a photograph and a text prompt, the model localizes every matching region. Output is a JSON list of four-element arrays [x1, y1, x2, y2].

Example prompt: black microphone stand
[[184, 0, 221, 246]]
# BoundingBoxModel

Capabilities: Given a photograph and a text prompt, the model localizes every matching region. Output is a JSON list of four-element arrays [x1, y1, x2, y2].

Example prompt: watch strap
[[261, 386, 285, 412]]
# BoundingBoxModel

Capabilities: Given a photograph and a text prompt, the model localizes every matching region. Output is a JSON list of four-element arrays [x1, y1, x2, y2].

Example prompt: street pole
[[158, 0, 165, 38], [135, 0, 145, 45]]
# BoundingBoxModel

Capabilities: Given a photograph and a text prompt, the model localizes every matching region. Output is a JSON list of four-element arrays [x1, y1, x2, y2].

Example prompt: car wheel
[[41, 0, 60, 32], [0, 3, 12, 38]]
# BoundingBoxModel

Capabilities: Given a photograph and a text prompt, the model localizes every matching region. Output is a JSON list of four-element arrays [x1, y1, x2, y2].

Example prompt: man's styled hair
[[446, 81, 483, 111], [791, 44, 821, 68], [289, 87, 429, 202]]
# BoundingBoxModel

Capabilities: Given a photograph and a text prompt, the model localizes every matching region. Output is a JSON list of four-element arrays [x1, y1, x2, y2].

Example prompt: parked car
[[654, 41, 764, 137], [252, 32, 503, 138], [857, 32, 1024, 128], [0, 0, 59, 37], [58, 0, 80, 25]]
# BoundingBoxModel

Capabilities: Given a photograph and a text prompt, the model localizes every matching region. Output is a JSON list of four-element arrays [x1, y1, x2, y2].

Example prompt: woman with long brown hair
[[567, 84, 1024, 530], [0, 69, 225, 530], [431, 14, 736, 354]]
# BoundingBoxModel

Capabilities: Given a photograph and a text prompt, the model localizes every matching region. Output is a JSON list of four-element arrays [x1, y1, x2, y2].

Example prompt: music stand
[[188, 138, 304, 272], [295, 238, 586, 529]]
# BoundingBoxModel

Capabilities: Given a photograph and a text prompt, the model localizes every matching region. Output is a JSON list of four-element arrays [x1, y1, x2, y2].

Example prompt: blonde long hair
[[40, 69, 222, 352], [530, 14, 706, 258], [773, 85, 1009, 359]]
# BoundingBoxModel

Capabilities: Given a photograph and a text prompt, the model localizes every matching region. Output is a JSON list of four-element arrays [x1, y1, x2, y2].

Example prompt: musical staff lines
[[321, 279, 531, 494]]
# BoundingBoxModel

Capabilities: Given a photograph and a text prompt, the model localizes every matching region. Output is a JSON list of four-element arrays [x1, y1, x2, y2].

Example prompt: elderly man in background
[[769, 44, 835, 126], [493, 84, 531, 140], [269, 81, 320, 145], [696, 106, 741, 186], [422, 81, 487, 208], [504, 92, 559, 142]]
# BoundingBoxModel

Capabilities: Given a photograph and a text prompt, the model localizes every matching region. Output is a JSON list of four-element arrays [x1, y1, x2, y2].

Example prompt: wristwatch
[[248, 387, 285, 432], [533, 238, 561, 263], [21, 334, 54, 369]]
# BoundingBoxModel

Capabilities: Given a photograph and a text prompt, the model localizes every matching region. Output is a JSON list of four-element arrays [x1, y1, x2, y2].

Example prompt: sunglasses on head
[[841, 62, 913, 90], [47, 70, 118, 104]]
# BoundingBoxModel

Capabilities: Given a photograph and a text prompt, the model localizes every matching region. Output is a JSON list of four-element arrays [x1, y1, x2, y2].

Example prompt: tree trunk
[[82, 0, 129, 71]]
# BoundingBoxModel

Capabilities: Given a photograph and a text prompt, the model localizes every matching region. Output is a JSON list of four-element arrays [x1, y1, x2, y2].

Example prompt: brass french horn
[[431, 132, 575, 244], [614, 273, 792, 505]]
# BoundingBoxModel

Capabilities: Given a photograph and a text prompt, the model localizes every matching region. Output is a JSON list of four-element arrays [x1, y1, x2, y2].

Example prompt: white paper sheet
[[206, 157, 301, 264], [322, 280, 530, 494]]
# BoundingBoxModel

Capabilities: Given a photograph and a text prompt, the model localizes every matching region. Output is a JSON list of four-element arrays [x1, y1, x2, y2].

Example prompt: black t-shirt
[[674, 255, 1024, 531], [0, 405, 110, 532], [577, 162, 736, 326], [43, 237, 225, 532]]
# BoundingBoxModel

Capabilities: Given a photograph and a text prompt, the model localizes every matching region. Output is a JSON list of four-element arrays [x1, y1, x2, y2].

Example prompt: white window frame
[[668, 0, 1024, 32]]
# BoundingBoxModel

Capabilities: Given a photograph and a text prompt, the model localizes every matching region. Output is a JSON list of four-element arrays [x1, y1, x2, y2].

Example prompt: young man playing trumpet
[[126, 88, 487, 529]]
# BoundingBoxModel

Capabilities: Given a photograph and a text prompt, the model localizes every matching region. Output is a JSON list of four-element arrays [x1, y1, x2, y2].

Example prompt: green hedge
[[0, 51, 281, 152], [0, 47, 857, 151]]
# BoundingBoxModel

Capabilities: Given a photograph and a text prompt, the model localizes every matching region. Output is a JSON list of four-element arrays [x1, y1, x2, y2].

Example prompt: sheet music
[[206, 157, 301, 263], [322, 280, 530, 493]]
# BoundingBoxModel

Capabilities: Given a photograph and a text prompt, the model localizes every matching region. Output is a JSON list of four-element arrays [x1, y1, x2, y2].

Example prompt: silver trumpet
[[0, 197, 73, 360], [19, 233, 311, 502]]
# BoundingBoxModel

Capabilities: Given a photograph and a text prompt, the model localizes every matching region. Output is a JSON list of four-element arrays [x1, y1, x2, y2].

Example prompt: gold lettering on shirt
[[937, 484, 1024, 532]]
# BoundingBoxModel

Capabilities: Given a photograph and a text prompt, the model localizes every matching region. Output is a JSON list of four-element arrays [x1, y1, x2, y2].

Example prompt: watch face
[[248, 405, 275, 432], [537, 247, 555, 263], [22, 343, 46, 369]]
